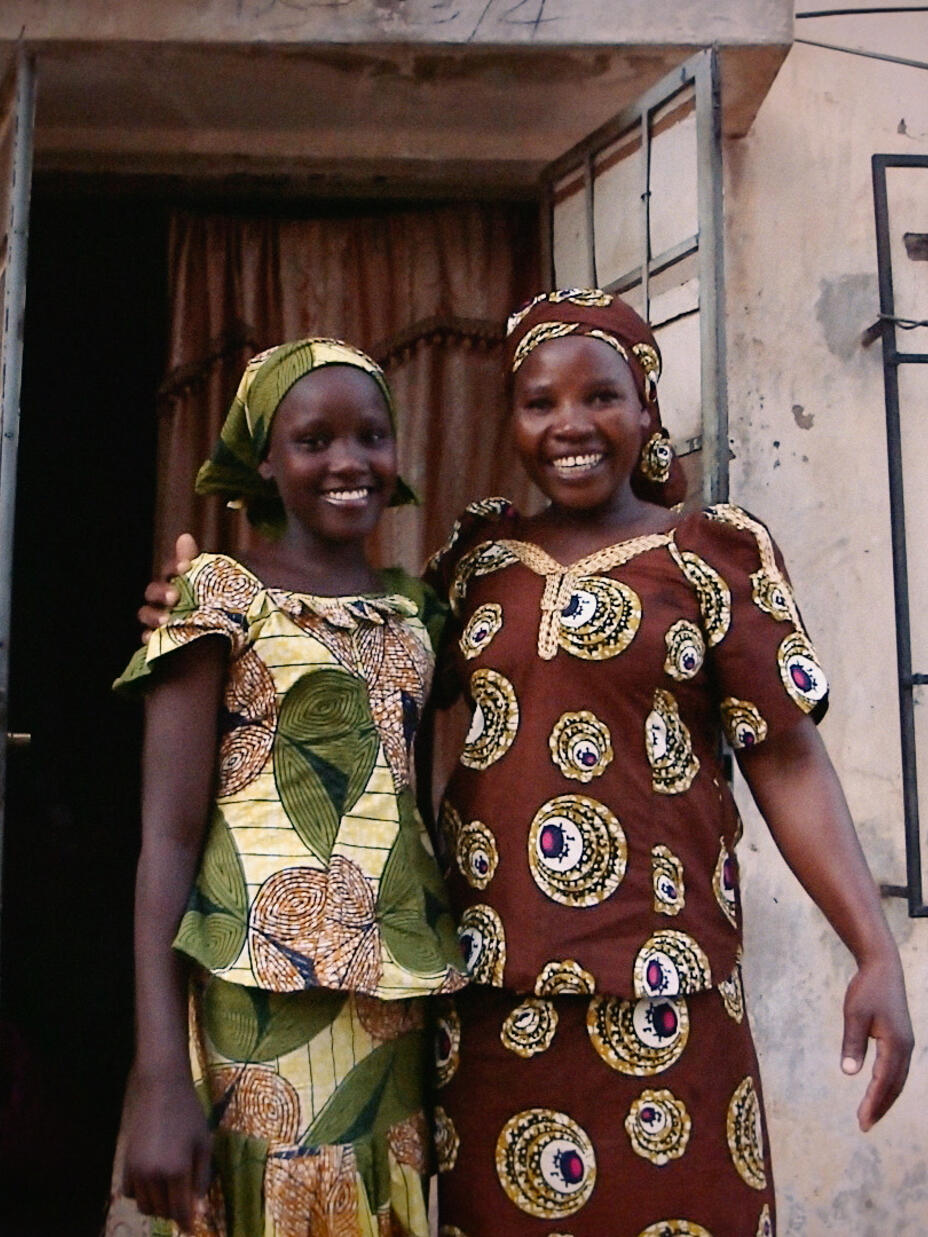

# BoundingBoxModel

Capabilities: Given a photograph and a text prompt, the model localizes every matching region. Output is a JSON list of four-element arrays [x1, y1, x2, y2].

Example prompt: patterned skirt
[[107, 974, 431, 1237], [433, 977, 775, 1237]]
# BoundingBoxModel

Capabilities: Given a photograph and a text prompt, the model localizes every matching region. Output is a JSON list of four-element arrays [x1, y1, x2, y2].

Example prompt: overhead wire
[[796, 6, 928, 15], [794, 39, 928, 69]]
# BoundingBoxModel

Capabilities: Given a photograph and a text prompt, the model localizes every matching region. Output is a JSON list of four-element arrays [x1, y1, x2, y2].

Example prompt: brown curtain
[[156, 202, 541, 573]]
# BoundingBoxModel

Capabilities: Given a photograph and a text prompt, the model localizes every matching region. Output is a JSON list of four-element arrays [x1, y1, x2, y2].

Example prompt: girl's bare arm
[[124, 635, 227, 1228], [737, 716, 913, 1131]]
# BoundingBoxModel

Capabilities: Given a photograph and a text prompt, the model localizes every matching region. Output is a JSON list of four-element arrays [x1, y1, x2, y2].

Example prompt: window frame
[[872, 151, 928, 919]]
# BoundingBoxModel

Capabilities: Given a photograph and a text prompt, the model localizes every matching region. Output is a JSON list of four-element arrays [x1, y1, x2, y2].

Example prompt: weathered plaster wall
[[724, 20, 928, 1234]]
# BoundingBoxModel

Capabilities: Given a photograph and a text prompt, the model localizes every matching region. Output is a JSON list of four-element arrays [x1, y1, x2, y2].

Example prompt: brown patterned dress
[[425, 500, 828, 1237]]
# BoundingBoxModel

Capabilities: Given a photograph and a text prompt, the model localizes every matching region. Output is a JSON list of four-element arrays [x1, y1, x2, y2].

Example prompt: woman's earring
[[639, 430, 675, 484]]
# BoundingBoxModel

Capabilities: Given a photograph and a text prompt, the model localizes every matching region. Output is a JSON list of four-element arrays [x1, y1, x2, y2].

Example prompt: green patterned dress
[[113, 554, 468, 1237]]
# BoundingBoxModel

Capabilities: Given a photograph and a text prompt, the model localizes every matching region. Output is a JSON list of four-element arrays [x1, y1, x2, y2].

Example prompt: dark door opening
[[1, 189, 167, 1234]]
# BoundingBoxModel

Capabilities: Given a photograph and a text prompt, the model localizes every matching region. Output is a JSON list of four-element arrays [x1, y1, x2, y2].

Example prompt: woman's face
[[258, 366, 398, 544], [511, 334, 650, 514]]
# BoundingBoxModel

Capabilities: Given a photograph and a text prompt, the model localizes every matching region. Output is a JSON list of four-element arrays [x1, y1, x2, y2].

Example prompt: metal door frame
[[0, 46, 37, 990]]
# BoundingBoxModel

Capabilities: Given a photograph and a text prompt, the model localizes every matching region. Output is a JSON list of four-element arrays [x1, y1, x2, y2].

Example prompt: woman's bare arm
[[737, 717, 913, 1131], [124, 635, 226, 1227]]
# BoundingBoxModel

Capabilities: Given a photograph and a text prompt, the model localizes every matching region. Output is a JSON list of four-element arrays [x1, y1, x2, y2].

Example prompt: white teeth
[[551, 453, 604, 473], [324, 488, 370, 503]]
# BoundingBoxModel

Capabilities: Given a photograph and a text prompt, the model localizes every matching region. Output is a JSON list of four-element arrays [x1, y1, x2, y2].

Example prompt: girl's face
[[258, 366, 397, 543], [511, 334, 650, 514]]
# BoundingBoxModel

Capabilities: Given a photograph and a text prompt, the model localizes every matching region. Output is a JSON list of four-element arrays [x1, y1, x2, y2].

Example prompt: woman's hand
[[124, 1067, 212, 1230], [841, 951, 913, 1131], [737, 717, 913, 1129], [139, 533, 200, 641]]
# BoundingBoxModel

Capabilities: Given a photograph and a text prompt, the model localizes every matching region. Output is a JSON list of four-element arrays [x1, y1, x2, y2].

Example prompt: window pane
[[552, 170, 591, 287], [653, 310, 701, 446], [649, 89, 698, 260], [899, 362, 928, 673], [593, 126, 641, 287], [886, 166, 928, 353]]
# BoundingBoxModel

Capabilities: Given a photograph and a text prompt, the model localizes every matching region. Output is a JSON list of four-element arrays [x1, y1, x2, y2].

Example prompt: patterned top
[[425, 500, 829, 1001], [116, 553, 468, 1000]]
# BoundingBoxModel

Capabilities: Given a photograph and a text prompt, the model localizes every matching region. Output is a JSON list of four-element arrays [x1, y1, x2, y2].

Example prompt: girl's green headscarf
[[195, 337, 417, 537]]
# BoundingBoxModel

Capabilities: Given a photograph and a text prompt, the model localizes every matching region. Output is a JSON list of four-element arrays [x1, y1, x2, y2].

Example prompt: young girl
[[114, 338, 467, 1237], [420, 290, 912, 1236]]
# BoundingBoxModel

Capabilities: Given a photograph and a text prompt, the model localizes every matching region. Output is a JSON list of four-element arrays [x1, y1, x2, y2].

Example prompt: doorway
[[1, 189, 166, 1233]]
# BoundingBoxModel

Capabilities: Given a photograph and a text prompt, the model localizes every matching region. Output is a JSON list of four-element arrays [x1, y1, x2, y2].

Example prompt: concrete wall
[[724, 19, 928, 1234]]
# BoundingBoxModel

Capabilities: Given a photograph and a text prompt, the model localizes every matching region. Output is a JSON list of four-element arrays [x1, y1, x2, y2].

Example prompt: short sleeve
[[671, 504, 829, 749], [421, 498, 517, 708], [113, 554, 258, 694]]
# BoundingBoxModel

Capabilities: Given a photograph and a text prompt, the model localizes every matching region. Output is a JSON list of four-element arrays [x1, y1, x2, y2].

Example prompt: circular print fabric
[[438, 799, 462, 862], [587, 994, 690, 1076], [672, 549, 731, 646], [727, 1076, 768, 1191], [527, 795, 627, 907], [651, 844, 686, 916], [434, 1105, 461, 1173], [663, 619, 705, 681], [219, 648, 278, 796], [756, 1203, 774, 1237], [636, 1224, 713, 1237], [718, 966, 746, 1024], [548, 710, 614, 782], [456, 819, 499, 890], [434, 999, 462, 1089], [461, 669, 520, 770], [720, 697, 768, 750], [556, 575, 642, 661], [534, 959, 597, 996], [450, 541, 519, 616], [712, 840, 739, 928], [458, 904, 506, 984], [495, 1108, 597, 1219], [459, 602, 503, 660], [633, 930, 712, 998], [778, 630, 828, 713], [624, 1088, 692, 1165], [500, 998, 559, 1058], [645, 689, 700, 795], [751, 565, 795, 621]]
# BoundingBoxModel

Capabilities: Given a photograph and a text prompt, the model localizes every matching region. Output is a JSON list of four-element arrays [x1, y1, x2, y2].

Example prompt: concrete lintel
[[3, 1, 792, 50], [5, 31, 791, 190]]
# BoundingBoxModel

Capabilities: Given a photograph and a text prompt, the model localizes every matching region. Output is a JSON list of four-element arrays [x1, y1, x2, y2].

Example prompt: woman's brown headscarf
[[503, 289, 686, 508]]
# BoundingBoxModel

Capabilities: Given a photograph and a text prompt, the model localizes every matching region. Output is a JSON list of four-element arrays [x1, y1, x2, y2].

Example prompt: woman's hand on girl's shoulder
[[123, 1066, 212, 1230], [841, 949, 914, 1132], [139, 533, 200, 642]]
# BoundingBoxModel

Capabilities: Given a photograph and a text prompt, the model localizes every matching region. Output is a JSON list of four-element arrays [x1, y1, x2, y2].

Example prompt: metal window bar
[[540, 48, 728, 503], [872, 152, 928, 918]]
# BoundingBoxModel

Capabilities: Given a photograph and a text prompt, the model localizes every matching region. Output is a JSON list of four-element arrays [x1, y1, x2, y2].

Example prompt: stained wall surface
[[723, 15, 928, 1234]]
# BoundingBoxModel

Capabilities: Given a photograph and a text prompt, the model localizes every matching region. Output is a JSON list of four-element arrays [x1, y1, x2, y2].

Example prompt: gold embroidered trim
[[706, 504, 803, 628], [496, 535, 672, 660]]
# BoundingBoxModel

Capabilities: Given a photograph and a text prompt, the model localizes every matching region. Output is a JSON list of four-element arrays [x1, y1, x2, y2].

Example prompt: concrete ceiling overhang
[[1, 1, 793, 197]]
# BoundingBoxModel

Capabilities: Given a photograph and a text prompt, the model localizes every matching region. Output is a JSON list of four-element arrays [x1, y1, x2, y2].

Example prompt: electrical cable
[[795, 38, 928, 69], [797, 6, 928, 16]]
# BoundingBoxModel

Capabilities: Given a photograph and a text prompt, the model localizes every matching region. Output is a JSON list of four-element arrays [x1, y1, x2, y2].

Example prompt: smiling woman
[[511, 333, 651, 517], [256, 366, 398, 563]]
